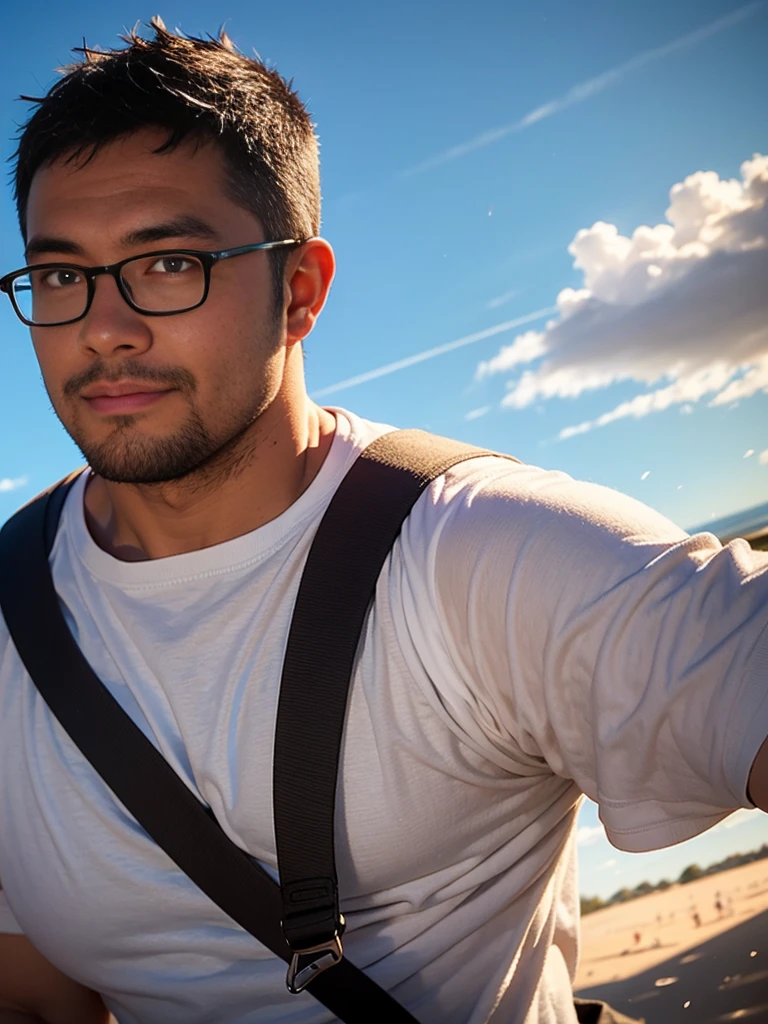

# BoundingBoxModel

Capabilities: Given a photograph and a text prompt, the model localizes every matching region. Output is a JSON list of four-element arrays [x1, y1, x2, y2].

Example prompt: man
[[0, 18, 766, 1024]]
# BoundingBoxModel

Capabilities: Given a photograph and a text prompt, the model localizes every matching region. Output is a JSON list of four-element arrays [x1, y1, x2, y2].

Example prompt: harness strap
[[0, 429, 512, 1020], [274, 429, 510, 989]]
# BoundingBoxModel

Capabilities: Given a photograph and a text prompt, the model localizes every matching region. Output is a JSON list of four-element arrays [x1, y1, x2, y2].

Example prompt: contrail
[[311, 306, 556, 398], [401, 2, 762, 178]]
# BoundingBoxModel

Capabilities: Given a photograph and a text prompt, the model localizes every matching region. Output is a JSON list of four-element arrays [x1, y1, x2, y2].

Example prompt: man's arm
[[0, 935, 109, 1024], [748, 735, 768, 812]]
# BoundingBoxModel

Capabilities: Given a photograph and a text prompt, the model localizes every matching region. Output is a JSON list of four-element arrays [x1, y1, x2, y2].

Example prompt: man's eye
[[43, 269, 82, 289], [148, 256, 193, 274]]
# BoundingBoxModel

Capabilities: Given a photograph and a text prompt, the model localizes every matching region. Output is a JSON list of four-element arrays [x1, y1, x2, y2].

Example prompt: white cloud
[[577, 824, 607, 847], [744, 449, 755, 458], [709, 356, 768, 406], [474, 154, 768, 437], [0, 477, 28, 493], [713, 808, 762, 831], [477, 330, 550, 379], [400, 4, 761, 178], [465, 406, 490, 421], [560, 422, 592, 441]]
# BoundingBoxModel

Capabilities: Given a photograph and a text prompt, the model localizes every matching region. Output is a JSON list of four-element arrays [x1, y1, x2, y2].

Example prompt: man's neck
[[83, 401, 337, 561]]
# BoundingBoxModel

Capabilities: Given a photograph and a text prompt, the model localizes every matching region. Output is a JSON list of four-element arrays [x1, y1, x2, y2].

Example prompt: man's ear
[[284, 239, 335, 347]]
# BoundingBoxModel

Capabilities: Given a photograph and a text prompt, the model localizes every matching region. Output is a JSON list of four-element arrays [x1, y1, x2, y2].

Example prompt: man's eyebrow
[[24, 216, 221, 263], [24, 236, 84, 261], [121, 216, 220, 248]]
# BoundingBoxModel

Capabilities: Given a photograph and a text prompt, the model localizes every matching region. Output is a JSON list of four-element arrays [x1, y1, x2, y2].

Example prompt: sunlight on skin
[[25, 130, 337, 559]]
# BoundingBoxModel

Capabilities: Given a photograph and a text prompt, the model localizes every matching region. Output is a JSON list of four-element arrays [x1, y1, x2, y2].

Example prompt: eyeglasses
[[0, 239, 305, 327]]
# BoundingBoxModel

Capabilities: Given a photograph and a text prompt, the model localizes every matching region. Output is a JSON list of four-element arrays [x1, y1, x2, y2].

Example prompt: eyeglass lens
[[12, 254, 207, 325]]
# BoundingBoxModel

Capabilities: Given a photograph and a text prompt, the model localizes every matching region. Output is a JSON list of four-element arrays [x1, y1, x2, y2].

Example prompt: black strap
[[274, 429, 508, 956], [43, 470, 86, 555], [0, 468, 416, 1020], [0, 430, 508, 1020]]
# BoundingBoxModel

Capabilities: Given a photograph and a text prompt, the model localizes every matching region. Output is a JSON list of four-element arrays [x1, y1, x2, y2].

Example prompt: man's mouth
[[81, 382, 174, 415]]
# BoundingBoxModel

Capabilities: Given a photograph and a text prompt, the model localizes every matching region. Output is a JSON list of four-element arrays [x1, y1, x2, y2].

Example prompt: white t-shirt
[[1, 408, 766, 1024]]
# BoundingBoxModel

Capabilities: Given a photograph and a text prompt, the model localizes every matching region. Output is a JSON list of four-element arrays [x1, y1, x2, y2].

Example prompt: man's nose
[[77, 273, 152, 358]]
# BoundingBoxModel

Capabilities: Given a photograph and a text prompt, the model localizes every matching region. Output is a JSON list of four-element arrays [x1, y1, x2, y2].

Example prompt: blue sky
[[0, 1, 765, 899]]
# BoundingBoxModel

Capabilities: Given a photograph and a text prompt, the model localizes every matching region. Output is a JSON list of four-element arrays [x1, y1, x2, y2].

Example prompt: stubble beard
[[58, 366, 274, 489], [79, 409, 224, 484]]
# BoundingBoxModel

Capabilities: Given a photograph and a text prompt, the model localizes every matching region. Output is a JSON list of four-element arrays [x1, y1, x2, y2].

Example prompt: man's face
[[24, 130, 288, 484]]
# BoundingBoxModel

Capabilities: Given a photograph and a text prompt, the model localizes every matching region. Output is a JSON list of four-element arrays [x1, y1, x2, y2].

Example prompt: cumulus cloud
[[0, 477, 28, 493], [476, 154, 768, 438], [477, 330, 550, 378]]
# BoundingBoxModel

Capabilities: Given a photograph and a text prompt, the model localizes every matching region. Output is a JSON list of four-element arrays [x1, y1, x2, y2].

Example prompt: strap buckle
[[286, 916, 345, 994]]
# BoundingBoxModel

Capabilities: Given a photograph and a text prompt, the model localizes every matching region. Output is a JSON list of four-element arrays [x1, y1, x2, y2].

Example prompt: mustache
[[63, 362, 197, 399]]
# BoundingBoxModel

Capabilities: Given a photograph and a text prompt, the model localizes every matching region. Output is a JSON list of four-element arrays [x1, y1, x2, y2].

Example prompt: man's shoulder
[[396, 444, 693, 596]]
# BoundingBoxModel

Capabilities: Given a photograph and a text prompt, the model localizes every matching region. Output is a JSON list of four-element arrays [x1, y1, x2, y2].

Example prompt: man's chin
[[92, 466, 197, 486], [86, 458, 204, 487], [75, 433, 215, 487], [69, 407, 261, 489]]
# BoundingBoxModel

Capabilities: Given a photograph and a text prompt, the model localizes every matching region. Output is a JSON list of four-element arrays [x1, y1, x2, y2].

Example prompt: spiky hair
[[13, 17, 321, 298]]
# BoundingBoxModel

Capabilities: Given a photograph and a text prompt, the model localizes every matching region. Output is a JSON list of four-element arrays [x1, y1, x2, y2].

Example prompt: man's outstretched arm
[[748, 735, 768, 812]]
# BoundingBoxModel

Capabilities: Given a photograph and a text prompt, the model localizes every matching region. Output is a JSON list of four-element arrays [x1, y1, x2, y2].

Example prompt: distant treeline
[[580, 842, 768, 916]]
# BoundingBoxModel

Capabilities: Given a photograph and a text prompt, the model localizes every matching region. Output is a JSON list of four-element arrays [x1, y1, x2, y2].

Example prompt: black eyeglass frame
[[0, 239, 306, 327]]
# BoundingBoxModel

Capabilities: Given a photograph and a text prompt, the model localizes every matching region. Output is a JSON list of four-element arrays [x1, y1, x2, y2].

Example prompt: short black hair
[[13, 16, 321, 307]]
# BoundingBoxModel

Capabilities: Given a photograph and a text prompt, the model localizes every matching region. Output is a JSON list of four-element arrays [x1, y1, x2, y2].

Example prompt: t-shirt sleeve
[[403, 457, 768, 853], [0, 886, 24, 935]]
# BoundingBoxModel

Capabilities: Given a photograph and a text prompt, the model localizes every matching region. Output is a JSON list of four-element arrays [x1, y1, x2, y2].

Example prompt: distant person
[[0, 17, 766, 1024], [715, 893, 724, 918]]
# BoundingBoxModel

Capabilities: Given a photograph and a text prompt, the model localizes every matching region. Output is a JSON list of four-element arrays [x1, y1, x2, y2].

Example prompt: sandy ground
[[575, 858, 768, 990]]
